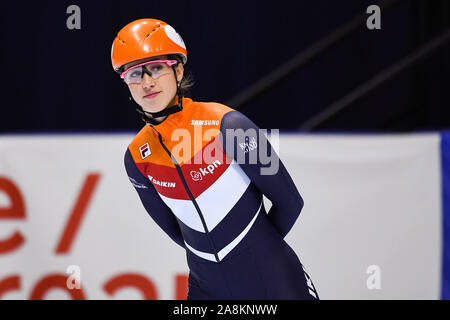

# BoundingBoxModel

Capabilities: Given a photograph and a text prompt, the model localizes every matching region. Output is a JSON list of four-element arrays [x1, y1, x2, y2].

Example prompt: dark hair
[[168, 54, 194, 97]]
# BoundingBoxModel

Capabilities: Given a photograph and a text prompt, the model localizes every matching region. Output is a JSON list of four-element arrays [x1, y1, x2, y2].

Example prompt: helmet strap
[[135, 96, 183, 125]]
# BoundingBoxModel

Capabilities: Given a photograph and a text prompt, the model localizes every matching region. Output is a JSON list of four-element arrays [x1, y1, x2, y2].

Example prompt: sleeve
[[124, 148, 186, 249], [219, 110, 304, 239]]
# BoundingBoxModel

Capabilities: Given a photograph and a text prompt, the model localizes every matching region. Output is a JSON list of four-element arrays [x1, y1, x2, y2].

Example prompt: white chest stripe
[[159, 159, 251, 232], [185, 201, 262, 262]]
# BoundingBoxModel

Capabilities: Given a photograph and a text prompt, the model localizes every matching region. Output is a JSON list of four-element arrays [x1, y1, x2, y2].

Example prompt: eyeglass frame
[[120, 59, 179, 82]]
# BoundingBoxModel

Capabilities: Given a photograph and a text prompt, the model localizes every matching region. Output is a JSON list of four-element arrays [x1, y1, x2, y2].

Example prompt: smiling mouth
[[143, 92, 161, 99]]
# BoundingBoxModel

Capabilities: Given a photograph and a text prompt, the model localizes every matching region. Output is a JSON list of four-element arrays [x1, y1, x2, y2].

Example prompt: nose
[[141, 72, 155, 89]]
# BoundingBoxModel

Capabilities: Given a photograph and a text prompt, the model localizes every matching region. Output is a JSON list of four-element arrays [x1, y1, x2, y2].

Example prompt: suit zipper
[[150, 125, 220, 263]]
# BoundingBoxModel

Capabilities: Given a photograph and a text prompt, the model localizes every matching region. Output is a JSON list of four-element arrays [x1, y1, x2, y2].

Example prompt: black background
[[0, 0, 448, 133]]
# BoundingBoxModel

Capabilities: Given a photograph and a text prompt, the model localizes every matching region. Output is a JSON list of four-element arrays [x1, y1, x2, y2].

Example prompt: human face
[[124, 56, 184, 119]]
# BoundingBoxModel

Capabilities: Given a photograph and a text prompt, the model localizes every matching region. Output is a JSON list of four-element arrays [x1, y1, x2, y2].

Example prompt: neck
[[151, 115, 167, 123], [145, 95, 180, 125]]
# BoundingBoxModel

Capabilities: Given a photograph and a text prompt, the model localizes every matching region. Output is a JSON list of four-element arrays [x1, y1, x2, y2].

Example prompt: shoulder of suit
[[188, 98, 236, 119], [126, 99, 237, 159], [127, 125, 150, 156]]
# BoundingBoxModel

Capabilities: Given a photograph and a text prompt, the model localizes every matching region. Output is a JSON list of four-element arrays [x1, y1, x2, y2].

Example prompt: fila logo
[[139, 142, 151, 159], [190, 160, 222, 181]]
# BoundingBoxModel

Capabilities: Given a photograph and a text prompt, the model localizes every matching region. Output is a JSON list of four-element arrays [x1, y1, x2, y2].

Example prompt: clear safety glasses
[[120, 59, 178, 84]]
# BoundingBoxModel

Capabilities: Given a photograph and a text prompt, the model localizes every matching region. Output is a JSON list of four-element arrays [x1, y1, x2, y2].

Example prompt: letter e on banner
[[0, 177, 26, 254]]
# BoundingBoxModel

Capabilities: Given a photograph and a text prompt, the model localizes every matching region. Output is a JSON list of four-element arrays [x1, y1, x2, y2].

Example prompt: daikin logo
[[148, 175, 176, 188], [190, 160, 222, 181]]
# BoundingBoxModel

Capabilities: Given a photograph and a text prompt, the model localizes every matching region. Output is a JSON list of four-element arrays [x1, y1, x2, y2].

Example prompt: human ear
[[176, 63, 184, 82]]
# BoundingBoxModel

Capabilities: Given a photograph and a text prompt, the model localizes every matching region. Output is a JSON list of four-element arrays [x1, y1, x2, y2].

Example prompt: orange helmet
[[111, 18, 187, 73]]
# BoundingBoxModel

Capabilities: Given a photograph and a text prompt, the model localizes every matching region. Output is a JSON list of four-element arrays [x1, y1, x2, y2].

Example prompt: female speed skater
[[111, 18, 319, 300]]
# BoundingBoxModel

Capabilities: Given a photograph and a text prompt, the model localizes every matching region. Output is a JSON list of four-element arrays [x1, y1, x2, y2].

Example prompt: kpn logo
[[190, 160, 222, 181]]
